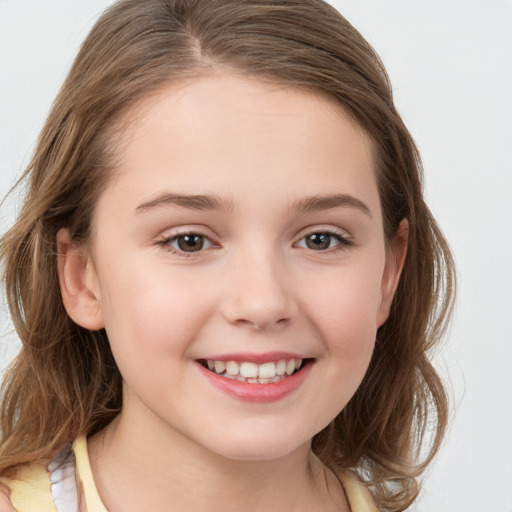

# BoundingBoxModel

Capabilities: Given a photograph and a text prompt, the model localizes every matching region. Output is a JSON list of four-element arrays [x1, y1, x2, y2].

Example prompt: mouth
[[197, 358, 312, 384]]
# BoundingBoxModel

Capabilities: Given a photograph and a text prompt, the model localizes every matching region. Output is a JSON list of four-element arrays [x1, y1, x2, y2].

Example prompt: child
[[0, 1, 455, 510]]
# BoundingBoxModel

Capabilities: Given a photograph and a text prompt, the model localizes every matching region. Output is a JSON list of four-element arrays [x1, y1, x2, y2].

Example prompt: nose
[[221, 247, 298, 331]]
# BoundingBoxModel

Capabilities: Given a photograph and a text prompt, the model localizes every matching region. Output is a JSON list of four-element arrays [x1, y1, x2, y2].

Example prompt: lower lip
[[197, 361, 312, 403]]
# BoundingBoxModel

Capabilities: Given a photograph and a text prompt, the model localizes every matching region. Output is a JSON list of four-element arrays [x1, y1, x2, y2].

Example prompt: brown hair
[[0, 1, 455, 510]]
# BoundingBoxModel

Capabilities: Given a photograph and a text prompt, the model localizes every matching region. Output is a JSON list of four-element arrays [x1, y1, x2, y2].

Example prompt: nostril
[[243, 316, 291, 331], [221, 275, 298, 330]]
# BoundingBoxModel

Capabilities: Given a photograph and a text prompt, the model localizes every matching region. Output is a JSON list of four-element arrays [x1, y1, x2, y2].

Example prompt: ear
[[377, 219, 408, 327], [56, 228, 104, 330]]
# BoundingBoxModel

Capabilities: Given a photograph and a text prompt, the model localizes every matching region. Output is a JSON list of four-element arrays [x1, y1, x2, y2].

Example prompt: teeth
[[205, 358, 304, 382], [276, 360, 287, 376], [214, 361, 225, 373], [258, 362, 277, 379], [225, 361, 240, 376], [239, 362, 259, 378]]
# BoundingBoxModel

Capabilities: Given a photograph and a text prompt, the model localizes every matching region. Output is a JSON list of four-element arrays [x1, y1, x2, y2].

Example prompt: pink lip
[[200, 352, 306, 364], [196, 359, 313, 403]]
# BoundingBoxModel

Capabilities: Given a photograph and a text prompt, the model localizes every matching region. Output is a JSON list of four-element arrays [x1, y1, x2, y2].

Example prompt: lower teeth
[[220, 373, 286, 384]]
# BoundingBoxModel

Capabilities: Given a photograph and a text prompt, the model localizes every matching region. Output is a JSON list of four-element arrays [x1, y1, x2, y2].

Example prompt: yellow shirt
[[1, 437, 378, 511]]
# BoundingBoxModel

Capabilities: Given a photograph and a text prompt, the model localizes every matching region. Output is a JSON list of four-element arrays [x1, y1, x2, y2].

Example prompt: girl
[[0, 1, 455, 511]]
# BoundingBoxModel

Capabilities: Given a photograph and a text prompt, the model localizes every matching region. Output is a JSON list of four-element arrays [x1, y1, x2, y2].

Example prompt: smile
[[196, 353, 313, 402], [200, 358, 304, 384]]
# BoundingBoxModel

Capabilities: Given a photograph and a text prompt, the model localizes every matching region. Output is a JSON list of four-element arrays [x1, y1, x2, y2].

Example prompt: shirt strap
[[72, 436, 108, 512]]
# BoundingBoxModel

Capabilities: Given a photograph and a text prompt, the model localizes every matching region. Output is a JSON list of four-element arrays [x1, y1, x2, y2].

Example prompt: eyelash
[[294, 228, 353, 253], [156, 227, 353, 258], [156, 229, 216, 259]]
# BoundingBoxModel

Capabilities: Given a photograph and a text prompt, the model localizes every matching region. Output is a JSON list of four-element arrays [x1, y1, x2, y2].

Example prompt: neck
[[87, 410, 348, 512]]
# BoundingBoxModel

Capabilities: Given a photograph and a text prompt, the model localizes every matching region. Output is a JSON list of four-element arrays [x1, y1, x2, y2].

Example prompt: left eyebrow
[[292, 194, 373, 218], [135, 192, 234, 214]]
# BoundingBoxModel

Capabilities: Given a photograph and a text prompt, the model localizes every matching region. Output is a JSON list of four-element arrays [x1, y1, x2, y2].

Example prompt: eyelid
[[169, 233, 214, 251], [154, 224, 353, 257], [155, 225, 220, 257], [294, 224, 352, 240], [293, 225, 353, 250]]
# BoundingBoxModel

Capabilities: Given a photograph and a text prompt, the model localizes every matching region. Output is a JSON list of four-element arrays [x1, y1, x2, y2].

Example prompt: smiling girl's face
[[59, 73, 405, 461]]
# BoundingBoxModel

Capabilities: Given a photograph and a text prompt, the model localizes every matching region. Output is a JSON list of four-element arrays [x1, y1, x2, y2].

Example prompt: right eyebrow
[[292, 193, 373, 218], [135, 192, 234, 214]]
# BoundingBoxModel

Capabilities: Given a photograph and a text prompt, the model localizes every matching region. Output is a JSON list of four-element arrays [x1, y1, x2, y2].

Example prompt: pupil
[[306, 233, 330, 250], [178, 234, 204, 252]]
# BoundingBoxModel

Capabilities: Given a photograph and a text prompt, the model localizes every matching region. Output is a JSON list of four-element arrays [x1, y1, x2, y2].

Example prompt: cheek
[[306, 272, 381, 418], [298, 260, 383, 376], [304, 263, 383, 334], [97, 266, 217, 366]]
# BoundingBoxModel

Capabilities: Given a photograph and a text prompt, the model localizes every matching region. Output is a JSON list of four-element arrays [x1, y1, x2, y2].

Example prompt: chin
[[199, 425, 312, 462]]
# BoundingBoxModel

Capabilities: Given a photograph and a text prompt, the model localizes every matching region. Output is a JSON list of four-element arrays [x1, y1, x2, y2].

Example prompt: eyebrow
[[292, 194, 372, 218], [135, 192, 371, 218], [135, 192, 234, 214]]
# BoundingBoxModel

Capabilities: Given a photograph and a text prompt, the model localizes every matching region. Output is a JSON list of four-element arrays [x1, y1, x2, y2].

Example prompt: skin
[[0, 485, 13, 512], [57, 73, 407, 511]]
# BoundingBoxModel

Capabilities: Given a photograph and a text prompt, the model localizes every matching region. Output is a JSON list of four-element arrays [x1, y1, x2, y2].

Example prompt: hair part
[[0, 1, 456, 510]]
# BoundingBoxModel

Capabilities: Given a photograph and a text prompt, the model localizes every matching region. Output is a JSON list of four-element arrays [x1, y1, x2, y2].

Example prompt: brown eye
[[174, 234, 208, 252], [305, 233, 333, 250], [296, 232, 348, 251]]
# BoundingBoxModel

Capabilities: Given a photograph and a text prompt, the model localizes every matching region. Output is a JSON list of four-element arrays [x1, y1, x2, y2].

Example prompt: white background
[[1, 1, 511, 510]]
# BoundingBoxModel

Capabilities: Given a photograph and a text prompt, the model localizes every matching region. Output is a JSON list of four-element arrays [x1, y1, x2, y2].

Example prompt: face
[[61, 74, 404, 461]]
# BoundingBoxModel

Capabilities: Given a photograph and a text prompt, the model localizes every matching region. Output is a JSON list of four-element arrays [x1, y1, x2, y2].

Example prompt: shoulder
[[0, 462, 57, 512], [0, 484, 15, 512]]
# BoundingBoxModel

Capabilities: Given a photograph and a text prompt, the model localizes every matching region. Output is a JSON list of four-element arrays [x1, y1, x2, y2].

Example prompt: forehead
[[99, 73, 378, 215]]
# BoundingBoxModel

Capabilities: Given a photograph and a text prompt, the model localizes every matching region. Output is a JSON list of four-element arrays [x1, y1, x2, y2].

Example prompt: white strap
[[48, 449, 80, 512]]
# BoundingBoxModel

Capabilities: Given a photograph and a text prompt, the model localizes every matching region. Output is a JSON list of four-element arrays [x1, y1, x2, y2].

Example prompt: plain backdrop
[[1, 1, 511, 510]]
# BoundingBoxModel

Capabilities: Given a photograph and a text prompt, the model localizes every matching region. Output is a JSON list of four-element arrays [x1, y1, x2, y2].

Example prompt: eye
[[166, 233, 213, 253], [295, 231, 349, 251]]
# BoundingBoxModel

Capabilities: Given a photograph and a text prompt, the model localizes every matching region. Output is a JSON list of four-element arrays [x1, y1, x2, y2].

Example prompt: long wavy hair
[[0, 1, 455, 510]]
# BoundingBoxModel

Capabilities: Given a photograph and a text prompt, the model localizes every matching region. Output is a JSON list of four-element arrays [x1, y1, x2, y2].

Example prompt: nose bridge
[[222, 238, 297, 330]]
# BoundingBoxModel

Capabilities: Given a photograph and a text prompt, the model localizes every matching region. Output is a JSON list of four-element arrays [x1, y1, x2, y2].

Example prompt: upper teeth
[[207, 359, 302, 379]]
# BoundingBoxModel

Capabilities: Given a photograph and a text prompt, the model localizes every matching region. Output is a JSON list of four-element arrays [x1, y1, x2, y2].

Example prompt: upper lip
[[197, 352, 309, 364]]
